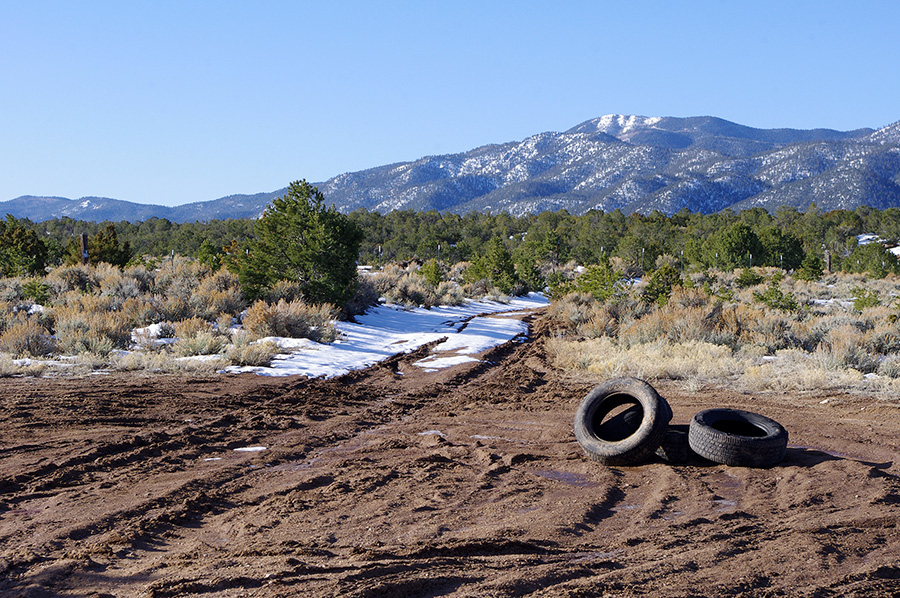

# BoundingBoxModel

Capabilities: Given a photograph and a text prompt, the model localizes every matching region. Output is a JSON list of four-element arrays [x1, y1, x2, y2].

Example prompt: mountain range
[[4, 114, 899, 223]]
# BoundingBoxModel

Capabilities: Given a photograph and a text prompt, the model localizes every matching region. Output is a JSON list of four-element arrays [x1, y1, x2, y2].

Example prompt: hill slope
[[3, 115, 898, 222]]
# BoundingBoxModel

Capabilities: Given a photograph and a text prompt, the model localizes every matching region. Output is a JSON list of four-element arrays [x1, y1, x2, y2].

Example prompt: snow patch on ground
[[224, 293, 547, 378]]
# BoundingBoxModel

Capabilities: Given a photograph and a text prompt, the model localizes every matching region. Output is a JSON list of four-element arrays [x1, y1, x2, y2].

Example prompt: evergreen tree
[[758, 226, 804, 269], [0, 215, 48, 276], [795, 251, 825, 281], [466, 236, 519, 294], [64, 223, 132, 266], [642, 263, 682, 306], [235, 180, 364, 306], [707, 222, 763, 270]]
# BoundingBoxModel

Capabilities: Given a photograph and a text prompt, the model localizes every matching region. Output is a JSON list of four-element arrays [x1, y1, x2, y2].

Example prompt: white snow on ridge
[[224, 293, 548, 378], [596, 114, 662, 136]]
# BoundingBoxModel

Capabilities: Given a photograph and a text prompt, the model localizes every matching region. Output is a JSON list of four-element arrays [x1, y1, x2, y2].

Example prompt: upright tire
[[574, 377, 672, 466], [688, 408, 788, 468]]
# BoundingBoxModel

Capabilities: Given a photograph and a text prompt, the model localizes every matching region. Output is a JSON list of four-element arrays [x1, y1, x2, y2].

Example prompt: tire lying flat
[[688, 408, 788, 468], [574, 377, 672, 466]]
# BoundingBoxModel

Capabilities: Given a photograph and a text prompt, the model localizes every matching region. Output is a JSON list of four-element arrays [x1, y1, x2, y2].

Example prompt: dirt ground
[[2, 310, 900, 597]]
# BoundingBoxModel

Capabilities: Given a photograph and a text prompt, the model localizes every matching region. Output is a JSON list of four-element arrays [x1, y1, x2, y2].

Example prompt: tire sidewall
[[574, 377, 671, 465], [689, 408, 788, 468]]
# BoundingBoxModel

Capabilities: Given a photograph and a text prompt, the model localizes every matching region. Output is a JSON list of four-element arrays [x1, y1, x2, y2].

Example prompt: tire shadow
[[782, 446, 894, 471]]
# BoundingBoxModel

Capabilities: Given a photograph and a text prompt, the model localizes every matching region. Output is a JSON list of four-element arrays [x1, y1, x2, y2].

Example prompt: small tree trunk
[[79, 233, 89, 265]]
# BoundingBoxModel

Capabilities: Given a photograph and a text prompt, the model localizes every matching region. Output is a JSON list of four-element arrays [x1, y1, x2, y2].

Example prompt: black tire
[[688, 408, 788, 468], [655, 424, 690, 464], [574, 377, 672, 466]]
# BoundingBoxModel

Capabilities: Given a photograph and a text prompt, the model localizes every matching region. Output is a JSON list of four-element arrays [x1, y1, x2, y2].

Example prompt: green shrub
[[22, 279, 50, 305], [795, 252, 824, 281], [753, 281, 800, 312], [465, 237, 519, 295], [420, 259, 443, 287], [851, 287, 881, 310], [735, 268, 764, 288], [642, 264, 682, 306], [235, 180, 363, 305]]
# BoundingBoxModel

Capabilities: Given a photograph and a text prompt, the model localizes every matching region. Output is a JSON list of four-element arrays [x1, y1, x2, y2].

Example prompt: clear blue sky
[[2, 1, 898, 207]]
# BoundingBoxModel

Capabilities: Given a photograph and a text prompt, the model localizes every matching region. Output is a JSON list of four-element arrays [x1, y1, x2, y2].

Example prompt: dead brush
[[0, 319, 56, 357], [0, 354, 46, 377], [45, 264, 98, 296], [124, 264, 156, 294], [119, 297, 160, 328], [0, 278, 24, 302], [51, 297, 133, 356], [877, 355, 900, 378], [815, 323, 880, 373], [731, 305, 804, 353], [618, 301, 734, 348], [189, 269, 246, 320], [98, 270, 143, 307], [225, 330, 279, 366], [241, 299, 338, 342], [154, 258, 210, 302], [371, 265, 440, 307], [157, 295, 191, 321], [189, 288, 245, 321], [0, 300, 14, 335], [173, 317, 227, 357], [578, 307, 619, 339], [265, 279, 306, 303], [668, 286, 711, 309], [546, 293, 598, 331], [462, 279, 508, 302]]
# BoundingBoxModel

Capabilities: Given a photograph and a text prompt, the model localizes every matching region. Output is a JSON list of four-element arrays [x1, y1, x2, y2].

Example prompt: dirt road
[[1, 312, 899, 597]]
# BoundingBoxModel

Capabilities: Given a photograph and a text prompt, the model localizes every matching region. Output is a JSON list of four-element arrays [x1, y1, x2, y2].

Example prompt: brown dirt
[[2, 310, 900, 597]]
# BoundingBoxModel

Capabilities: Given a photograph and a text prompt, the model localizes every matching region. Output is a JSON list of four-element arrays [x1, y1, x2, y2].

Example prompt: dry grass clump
[[172, 317, 228, 357], [225, 331, 279, 367], [547, 270, 900, 397], [242, 299, 338, 342], [111, 351, 229, 375], [0, 319, 56, 357], [0, 354, 47, 377], [547, 336, 742, 385], [371, 264, 466, 307], [52, 297, 133, 356]]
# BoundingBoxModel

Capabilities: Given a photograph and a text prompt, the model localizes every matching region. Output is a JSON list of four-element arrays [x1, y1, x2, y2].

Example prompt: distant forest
[[20, 204, 900, 277]]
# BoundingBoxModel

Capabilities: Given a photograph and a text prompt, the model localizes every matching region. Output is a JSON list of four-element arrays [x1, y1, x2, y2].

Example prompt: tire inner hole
[[594, 395, 643, 441], [711, 419, 767, 437]]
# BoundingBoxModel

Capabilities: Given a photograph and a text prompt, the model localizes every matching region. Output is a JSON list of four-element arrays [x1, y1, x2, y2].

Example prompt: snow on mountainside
[[866, 120, 900, 145], [2, 115, 897, 223]]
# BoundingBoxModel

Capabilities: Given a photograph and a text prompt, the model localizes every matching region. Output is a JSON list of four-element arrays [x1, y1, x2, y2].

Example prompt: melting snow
[[225, 293, 548, 378]]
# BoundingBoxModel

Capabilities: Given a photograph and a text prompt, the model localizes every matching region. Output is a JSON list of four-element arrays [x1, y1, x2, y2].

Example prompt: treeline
[[8, 202, 900, 278]]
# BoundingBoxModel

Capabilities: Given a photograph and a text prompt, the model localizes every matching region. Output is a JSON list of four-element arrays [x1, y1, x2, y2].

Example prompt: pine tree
[[236, 180, 364, 306], [0, 215, 48, 276]]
